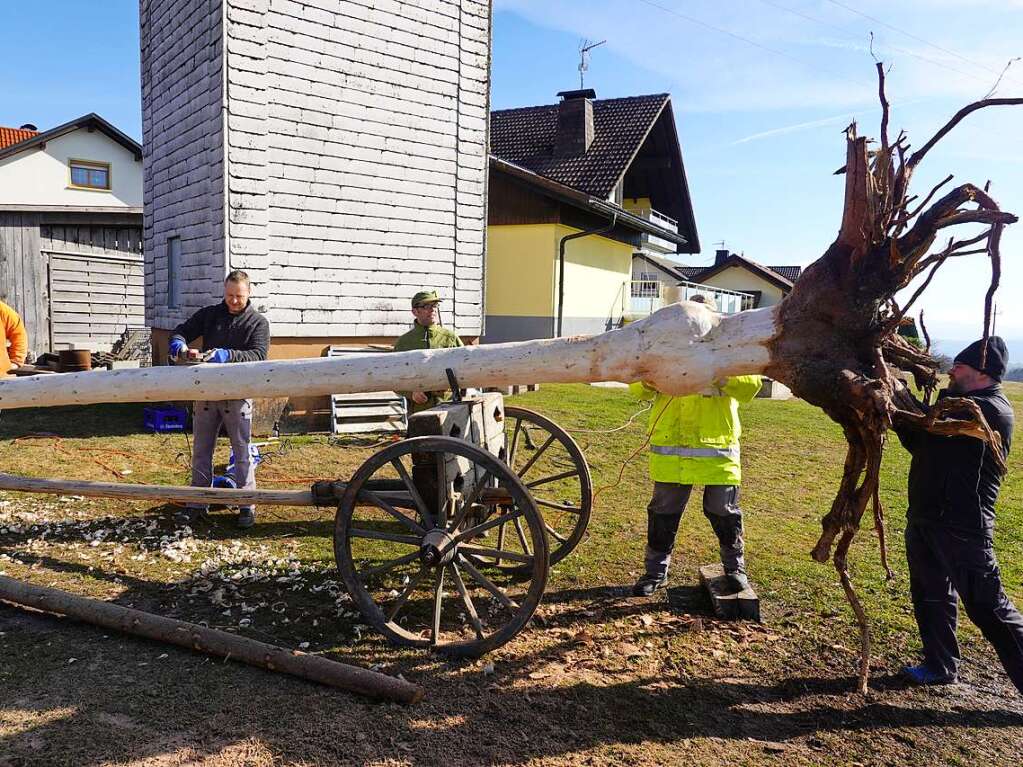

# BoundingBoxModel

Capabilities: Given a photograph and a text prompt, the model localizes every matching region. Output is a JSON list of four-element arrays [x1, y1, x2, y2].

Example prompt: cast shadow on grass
[[0, 403, 155, 439], [2, 561, 1021, 766]]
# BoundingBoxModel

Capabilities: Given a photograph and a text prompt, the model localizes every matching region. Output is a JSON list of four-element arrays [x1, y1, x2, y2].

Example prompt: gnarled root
[[834, 532, 872, 695]]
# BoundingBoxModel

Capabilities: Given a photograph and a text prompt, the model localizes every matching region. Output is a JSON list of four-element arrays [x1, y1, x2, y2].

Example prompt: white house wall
[[0, 130, 142, 208], [142, 0, 492, 338]]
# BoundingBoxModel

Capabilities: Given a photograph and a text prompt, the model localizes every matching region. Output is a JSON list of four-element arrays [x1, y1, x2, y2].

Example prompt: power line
[[756, 0, 1001, 88], [821, 0, 1023, 89], [633, 0, 877, 93]]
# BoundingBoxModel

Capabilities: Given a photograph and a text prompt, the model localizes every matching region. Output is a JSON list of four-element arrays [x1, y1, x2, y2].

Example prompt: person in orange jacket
[[0, 300, 27, 375]]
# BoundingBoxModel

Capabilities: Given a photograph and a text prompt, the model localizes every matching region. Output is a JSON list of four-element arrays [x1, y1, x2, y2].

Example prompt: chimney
[[554, 89, 596, 158], [714, 248, 730, 266]]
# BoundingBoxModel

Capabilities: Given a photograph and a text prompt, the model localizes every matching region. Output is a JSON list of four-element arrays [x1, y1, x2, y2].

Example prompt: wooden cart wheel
[[499, 406, 592, 567], [335, 436, 549, 657]]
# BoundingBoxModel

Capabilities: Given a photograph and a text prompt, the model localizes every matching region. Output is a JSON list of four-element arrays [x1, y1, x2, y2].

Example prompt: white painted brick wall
[[258, 0, 489, 336], [143, 0, 491, 338], [142, 0, 228, 330]]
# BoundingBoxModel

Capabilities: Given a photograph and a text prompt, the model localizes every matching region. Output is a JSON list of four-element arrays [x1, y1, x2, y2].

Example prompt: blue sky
[[2, 0, 1021, 345]]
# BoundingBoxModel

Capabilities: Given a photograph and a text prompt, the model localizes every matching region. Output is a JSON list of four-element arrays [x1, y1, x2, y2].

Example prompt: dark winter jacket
[[894, 385, 1014, 536], [171, 301, 270, 363]]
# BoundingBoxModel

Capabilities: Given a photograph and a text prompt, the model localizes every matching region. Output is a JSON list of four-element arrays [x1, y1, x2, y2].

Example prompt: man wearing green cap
[[392, 290, 463, 412]]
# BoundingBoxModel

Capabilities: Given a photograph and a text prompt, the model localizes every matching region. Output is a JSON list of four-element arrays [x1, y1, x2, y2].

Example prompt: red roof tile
[[0, 126, 38, 151]]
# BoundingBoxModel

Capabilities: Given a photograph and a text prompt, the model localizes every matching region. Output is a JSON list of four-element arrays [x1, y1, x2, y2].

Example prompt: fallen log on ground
[[0, 575, 424, 704]]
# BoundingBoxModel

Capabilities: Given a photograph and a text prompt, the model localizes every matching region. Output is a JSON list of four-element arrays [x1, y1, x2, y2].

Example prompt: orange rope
[[590, 395, 674, 509]]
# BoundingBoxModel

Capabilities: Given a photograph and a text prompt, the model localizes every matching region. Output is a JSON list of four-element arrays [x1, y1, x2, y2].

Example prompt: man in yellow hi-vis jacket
[[629, 371, 763, 596]]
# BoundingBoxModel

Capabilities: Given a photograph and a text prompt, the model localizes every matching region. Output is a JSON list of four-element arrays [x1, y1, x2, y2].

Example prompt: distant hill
[[932, 339, 1023, 368]]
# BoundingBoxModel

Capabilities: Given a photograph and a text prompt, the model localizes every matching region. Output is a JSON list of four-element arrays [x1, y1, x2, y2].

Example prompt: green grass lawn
[[0, 383, 1021, 766]]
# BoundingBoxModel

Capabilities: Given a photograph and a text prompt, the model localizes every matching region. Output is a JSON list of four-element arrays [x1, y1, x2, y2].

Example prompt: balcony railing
[[627, 206, 680, 253], [629, 280, 755, 317]]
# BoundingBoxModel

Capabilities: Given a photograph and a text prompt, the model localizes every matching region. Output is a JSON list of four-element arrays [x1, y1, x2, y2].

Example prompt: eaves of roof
[[490, 156, 690, 247], [0, 113, 142, 162], [691, 255, 795, 291]]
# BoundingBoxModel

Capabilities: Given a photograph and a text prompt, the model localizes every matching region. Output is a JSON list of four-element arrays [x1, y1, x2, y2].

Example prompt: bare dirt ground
[[1, 388, 1022, 766]]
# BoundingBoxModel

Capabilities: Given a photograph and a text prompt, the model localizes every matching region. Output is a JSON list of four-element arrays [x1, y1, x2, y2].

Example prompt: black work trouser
[[905, 522, 1023, 694], [644, 482, 744, 577]]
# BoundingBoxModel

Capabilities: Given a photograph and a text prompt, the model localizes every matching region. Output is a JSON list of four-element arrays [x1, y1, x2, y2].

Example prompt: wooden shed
[[0, 208, 143, 356]]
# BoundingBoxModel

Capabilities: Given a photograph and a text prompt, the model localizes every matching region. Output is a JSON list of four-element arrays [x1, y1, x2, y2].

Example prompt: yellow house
[[485, 90, 699, 342]]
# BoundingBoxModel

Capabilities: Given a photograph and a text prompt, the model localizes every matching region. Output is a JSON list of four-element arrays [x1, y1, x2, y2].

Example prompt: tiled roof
[[677, 265, 707, 280], [0, 126, 38, 150], [675, 258, 802, 286], [769, 265, 802, 282], [490, 94, 670, 198]]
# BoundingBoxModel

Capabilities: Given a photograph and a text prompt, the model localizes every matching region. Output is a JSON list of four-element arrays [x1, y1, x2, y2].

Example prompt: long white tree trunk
[[0, 303, 778, 410]]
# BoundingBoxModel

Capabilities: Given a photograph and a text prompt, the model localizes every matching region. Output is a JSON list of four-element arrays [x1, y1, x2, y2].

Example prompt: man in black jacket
[[170, 271, 270, 528], [894, 336, 1022, 693]]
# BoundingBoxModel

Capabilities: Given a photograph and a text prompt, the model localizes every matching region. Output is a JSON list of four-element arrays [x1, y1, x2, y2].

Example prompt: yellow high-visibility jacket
[[629, 376, 763, 485]]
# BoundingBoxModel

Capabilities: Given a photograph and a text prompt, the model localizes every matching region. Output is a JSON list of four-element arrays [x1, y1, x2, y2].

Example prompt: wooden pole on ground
[[0, 575, 425, 704], [0, 473, 318, 507]]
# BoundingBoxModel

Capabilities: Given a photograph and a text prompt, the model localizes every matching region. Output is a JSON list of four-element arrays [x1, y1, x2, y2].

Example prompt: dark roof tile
[[490, 94, 669, 198]]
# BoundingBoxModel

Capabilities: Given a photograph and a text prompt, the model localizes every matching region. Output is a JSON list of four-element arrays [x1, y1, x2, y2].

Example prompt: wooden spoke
[[387, 566, 429, 623], [512, 515, 532, 557], [458, 544, 533, 565], [390, 458, 434, 527], [453, 509, 524, 543], [444, 470, 493, 535], [451, 563, 485, 640], [526, 469, 580, 489], [356, 490, 426, 535], [534, 498, 583, 514], [457, 555, 519, 609], [349, 529, 422, 546], [357, 550, 421, 579], [515, 434, 557, 479], [544, 523, 568, 544], [507, 418, 523, 469], [435, 456, 448, 528], [431, 568, 445, 646]]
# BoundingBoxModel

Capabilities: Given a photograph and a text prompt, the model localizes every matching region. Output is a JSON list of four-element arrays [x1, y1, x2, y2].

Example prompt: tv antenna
[[579, 39, 606, 89]]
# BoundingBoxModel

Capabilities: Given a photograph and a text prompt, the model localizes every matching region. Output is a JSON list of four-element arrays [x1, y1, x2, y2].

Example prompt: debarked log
[[0, 575, 425, 704], [0, 473, 318, 506], [0, 303, 779, 410]]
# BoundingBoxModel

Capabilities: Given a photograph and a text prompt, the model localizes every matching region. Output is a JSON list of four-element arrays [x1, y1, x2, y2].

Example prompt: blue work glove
[[208, 348, 231, 364], [168, 338, 186, 359]]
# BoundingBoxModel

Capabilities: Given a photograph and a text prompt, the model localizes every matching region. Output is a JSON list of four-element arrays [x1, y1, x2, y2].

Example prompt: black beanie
[[954, 336, 1008, 382]]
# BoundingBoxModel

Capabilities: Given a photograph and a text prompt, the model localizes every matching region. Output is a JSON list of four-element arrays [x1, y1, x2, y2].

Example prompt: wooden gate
[[0, 212, 49, 355], [41, 223, 144, 352]]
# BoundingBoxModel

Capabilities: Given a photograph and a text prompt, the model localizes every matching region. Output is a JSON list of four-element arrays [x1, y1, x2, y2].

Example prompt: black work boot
[[724, 569, 750, 593], [237, 507, 256, 529], [632, 572, 669, 597]]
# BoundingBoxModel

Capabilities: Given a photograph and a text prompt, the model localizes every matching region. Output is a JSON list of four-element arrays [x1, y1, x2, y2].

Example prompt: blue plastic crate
[[143, 405, 188, 433]]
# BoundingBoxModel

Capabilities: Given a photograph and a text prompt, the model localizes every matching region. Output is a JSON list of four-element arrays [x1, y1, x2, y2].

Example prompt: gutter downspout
[[556, 212, 617, 337]]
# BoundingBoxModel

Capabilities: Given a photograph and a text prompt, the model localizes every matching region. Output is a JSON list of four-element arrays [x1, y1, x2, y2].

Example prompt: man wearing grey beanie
[[894, 335, 1022, 694]]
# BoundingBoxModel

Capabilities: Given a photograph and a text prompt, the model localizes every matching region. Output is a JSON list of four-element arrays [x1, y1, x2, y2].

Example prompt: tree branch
[[908, 98, 1023, 171]]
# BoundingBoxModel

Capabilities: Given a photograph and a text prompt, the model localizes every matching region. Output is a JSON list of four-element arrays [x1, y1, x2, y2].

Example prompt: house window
[[167, 237, 181, 308], [69, 160, 111, 190]]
